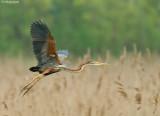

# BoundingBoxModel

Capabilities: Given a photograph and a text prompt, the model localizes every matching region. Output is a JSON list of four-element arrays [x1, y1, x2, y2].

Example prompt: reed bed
[[0, 49, 160, 116]]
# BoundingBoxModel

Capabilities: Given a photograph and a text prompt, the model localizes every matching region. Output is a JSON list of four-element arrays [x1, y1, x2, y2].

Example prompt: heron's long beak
[[96, 62, 109, 65]]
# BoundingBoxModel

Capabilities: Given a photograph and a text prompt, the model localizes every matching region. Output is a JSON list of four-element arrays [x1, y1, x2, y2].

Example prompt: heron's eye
[[87, 61, 92, 63], [87, 61, 96, 64]]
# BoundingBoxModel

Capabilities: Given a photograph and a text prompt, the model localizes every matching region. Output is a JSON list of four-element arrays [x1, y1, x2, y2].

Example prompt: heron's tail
[[29, 66, 40, 72]]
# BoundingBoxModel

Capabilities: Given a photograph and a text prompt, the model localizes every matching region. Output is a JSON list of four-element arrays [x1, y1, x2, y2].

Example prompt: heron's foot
[[20, 68, 51, 96], [20, 74, 44, 96]]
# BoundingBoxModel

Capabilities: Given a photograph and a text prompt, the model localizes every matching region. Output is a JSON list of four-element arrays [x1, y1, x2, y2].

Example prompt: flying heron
[[20, 20, 108, 95]]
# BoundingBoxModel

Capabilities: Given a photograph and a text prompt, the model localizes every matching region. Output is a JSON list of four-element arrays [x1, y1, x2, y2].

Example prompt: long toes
[[20, 83, 33, 95], [22, 81, 34, 90], [23, 84, 34, 96], [23, 78, 41, 96], [22, 86, 28, 91], [19, 87, 28, 95], [20, 78, 38, 95], [21, 80, 38, 96], [21, 85, 30, 92], [20, 74, 45, 96]]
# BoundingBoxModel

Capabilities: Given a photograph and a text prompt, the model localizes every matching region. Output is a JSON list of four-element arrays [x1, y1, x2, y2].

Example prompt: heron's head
[[86, 61, 109, 66]]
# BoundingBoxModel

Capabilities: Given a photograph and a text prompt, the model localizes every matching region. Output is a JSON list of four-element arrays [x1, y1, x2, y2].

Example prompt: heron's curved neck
[[64, 63, 88, 72]]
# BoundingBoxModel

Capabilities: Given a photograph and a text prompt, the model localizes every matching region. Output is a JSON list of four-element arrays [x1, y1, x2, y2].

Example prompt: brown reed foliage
[[114, 81, 128, 100], [135, 88, 142, 110], [153, 93, 158, 114], [0, 49, 160, 116]]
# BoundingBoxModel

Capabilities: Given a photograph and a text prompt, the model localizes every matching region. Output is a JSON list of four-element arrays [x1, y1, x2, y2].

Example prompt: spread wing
[[30, 20, 62, 66]]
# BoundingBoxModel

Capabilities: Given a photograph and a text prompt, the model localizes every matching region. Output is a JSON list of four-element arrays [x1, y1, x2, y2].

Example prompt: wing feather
[[30, 20, 62, 66]]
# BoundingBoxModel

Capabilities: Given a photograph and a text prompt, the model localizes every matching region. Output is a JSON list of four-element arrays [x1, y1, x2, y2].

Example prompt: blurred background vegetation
[[0, 0, 159, 58]]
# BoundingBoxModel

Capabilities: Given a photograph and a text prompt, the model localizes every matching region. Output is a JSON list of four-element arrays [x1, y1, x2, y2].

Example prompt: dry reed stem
[[153, 93, 158, 114], [146, 48, 151, 62], [123, 46, 127, 58], [117, 75, 121, 81], [83, 48, 90, 61], [133, 44, 137, 58], [114, 81, 128, 100], [96, 75, 103, 91], [137, 52, 143, 66], [119, 47, 127, 65], [114, 81, 124, 87], [105, 50, 110, 63], [135, 88, 142, 110], [0, 50, 160, 116], [86, 106, 92, 116], [2, 102, 8, 110]]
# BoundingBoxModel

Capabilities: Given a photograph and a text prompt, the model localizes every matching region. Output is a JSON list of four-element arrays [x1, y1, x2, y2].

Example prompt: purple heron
[[20, 20, 108, 96]]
